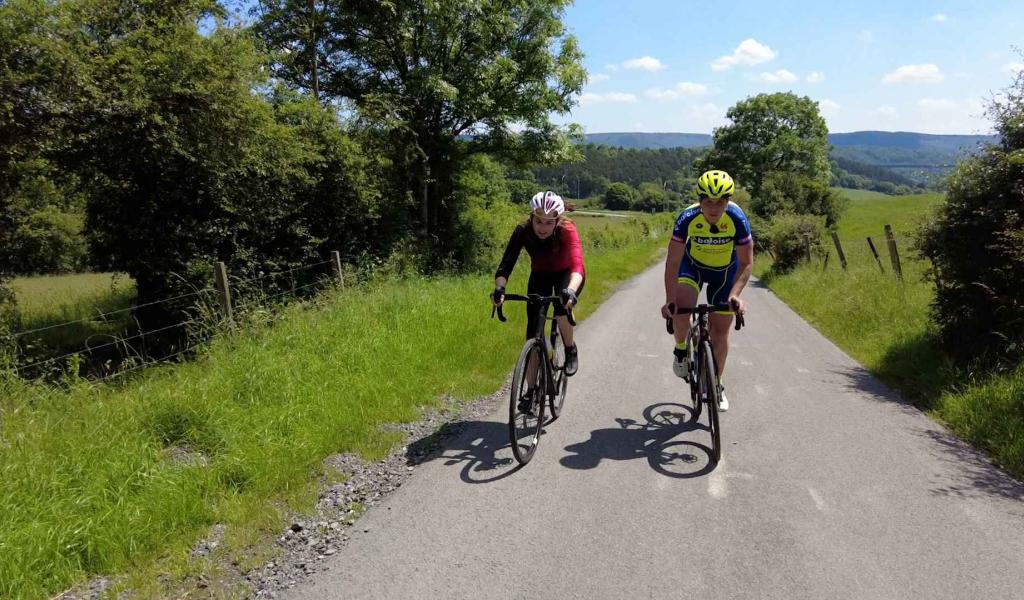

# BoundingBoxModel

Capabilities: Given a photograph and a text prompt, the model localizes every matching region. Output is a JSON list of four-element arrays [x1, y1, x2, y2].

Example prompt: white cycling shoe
[[718, 387, 729, 412]]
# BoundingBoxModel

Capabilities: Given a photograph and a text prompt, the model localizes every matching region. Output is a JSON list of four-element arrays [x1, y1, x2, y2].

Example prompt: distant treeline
[[531, 145, 704, 198]]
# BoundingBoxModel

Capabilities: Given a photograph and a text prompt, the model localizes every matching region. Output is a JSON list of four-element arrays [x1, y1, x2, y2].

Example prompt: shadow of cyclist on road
[[561, 402, 716, 478], [406, 420, 523, 484]]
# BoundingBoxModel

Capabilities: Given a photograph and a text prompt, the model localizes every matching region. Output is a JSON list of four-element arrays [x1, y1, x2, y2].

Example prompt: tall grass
[[756, 190, 1024, 481], [8, 273, 137, 353], [0, 219, 669, 599]]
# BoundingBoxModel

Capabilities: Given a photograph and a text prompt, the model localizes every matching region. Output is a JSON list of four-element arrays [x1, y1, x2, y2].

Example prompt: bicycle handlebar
[[664, 302, 745, 335], [491, 293, 577, 327]]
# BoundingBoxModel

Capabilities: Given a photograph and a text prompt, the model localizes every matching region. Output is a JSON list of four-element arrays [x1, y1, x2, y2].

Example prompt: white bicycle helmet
[[530, 190, 565, 217]]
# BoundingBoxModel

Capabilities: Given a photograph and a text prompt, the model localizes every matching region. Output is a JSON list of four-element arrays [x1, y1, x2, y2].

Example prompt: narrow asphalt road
[[287, 263, 1024, 600]]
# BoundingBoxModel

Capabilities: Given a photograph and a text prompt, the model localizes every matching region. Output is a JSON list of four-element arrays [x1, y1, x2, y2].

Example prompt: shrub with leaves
[[918, 70, 1024, 364], [764, 213, 826, 273]]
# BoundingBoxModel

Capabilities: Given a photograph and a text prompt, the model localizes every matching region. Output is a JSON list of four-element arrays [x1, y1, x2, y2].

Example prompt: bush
[[918, 71, 1024, 364], [754, 171, 846, 228], [603, 182, 637, 210], [763, 213, 826, 273], [11, 207, 88, 274]]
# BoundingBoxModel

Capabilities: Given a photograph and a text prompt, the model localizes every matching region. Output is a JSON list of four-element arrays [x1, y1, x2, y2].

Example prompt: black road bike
[[493, 294, 575, 465], [666, 302, 745, 464]]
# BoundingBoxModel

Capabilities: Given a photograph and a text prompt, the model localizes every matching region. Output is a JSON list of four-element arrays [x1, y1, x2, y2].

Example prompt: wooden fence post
[[331, 251, 345, 289], [803, 234, 812, 263], [214, 261, 233, 323], [884, 224, 903, 282], [831, 232, 848, 270], [866, 237, 885, 273], [822, 250, 830, 272]]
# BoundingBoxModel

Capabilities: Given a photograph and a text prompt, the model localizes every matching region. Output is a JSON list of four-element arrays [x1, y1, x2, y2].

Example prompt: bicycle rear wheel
[[700, 340, 721, 464], [547, 322, 569, 421], [509, 339, 547, 465]]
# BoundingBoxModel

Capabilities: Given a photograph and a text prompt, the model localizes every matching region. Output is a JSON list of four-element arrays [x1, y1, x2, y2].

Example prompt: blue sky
[[559, 0, 1024, 134]]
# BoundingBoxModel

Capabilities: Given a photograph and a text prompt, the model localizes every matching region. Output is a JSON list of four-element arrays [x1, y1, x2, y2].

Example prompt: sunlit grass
[[0, 224, 666, 599], [756, 190, 1023, 481]]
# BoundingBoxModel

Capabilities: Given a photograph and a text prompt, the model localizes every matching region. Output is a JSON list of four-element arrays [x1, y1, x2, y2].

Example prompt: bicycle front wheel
[[509, 339, 547, 465], [700, 340, 721, 464], [547, 322, 569, 421]]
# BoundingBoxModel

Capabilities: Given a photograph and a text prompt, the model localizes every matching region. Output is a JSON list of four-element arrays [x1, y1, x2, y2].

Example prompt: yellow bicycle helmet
[[696, 170, 735, 198]]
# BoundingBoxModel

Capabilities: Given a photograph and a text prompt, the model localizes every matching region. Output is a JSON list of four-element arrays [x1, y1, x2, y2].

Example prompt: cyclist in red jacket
[[492, 191, 586, 376]]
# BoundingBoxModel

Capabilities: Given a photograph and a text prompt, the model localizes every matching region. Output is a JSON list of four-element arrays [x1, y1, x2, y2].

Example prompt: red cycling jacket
[[495, 219, 586, 279]]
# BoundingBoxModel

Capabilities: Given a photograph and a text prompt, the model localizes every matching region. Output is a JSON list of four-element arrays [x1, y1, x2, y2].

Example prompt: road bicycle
[[493, 294, 575, 465], [666, 302, 744, 464]]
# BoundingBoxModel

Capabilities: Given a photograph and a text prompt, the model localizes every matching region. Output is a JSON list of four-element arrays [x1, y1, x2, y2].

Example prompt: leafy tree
[[0, 0, 92, 278], [698, 92, 831, 196], [254, 0, 586, 253], [754, 171, 846, 228], [918, 69, 1024, 365], [603, 182, 636, 210]]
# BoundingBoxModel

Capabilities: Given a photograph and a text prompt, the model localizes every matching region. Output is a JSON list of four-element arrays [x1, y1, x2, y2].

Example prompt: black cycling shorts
[[525, 270, 585, 340]]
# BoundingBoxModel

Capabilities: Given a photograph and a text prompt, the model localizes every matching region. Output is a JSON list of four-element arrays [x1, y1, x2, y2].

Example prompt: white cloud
[[872, 106, 898, 119], [819, 99, 841, 116], [806, 71, 825, 83], [711, 39, 777, 71], [623, 56, 666, 71], [1005, 62, 1024, 73], [918, 98, 957, 109], [588, 73, 610, 84], [858, 29, 874, 44], [605, 64, 619, 72], [579, 92, 638, 106], [758, 69, 799, 84], [929, 13, 948, 22], [644, 81, 709, 100], [882, 64, 945, 84], [686, 103, 727, 129]]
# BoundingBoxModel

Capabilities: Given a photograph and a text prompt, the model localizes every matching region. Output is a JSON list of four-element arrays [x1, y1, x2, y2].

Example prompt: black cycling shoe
[[517, 388, 539, 415], [564, 344, 579, 377]]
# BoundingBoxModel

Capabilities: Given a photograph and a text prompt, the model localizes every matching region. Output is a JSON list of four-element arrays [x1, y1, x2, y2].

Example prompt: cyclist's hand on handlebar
[[560, 287, 578, 309], [729, 296, 746, 315], [491, 286, 505, 306], [660, 302, 675, 320]]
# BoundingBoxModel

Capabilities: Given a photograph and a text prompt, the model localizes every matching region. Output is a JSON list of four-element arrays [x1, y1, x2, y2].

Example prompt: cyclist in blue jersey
[[660, 170, 754, 411]]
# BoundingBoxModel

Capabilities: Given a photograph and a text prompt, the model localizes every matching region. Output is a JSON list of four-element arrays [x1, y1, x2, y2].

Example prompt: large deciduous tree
[[698, 92, 832, 197], [254, 0, 586, 252]]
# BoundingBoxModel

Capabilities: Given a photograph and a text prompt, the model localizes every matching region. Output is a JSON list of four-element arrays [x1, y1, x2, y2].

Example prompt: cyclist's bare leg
[[673, 282, 699, 346], [709, 312, 734, 377], [556, 316, 574, 347]]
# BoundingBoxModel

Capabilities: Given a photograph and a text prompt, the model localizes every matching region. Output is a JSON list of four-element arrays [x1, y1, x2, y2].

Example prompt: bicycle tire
[[701, 340, 722, 464], [547, 322, 569, 421], [509, 339, 547, 465], [686, 326, 702, 421]]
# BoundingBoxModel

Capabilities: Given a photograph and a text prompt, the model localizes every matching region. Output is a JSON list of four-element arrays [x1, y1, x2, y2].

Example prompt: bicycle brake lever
[[665, 302, 675, 335]]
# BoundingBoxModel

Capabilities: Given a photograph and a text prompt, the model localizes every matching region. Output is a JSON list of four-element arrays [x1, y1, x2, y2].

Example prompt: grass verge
[[0, 222, 668, 599], [755, 193, 1023, 482]]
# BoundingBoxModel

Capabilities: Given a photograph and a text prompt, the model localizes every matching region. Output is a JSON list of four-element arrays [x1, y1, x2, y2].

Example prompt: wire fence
[[3, 252, 347, 383], [804, 225, 916, 281]]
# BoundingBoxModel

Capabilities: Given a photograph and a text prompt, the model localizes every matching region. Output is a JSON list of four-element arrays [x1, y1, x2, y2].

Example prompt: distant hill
[[584, 131, 995, 155], [584, 132, 712, 149], [583, 131, 997, 184]]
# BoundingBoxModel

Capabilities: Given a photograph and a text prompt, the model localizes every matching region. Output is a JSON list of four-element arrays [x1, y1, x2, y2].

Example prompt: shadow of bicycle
[[406, 419, 527, 484], [561, 402, 717, 478]]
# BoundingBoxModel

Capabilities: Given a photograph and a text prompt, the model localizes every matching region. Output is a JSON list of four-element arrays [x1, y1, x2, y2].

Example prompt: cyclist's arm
[[730, 242, 753, 299], [664, 238, 686, 304], [562, 221, 585, 293], [495, 226, 526, 285]]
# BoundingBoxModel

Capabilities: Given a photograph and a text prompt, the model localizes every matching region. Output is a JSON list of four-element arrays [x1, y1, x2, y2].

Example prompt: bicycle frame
[[493, 293, 576, 389]]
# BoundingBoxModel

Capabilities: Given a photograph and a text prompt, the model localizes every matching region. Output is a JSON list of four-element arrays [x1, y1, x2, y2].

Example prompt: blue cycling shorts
[[677, 254, 738, 309]]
